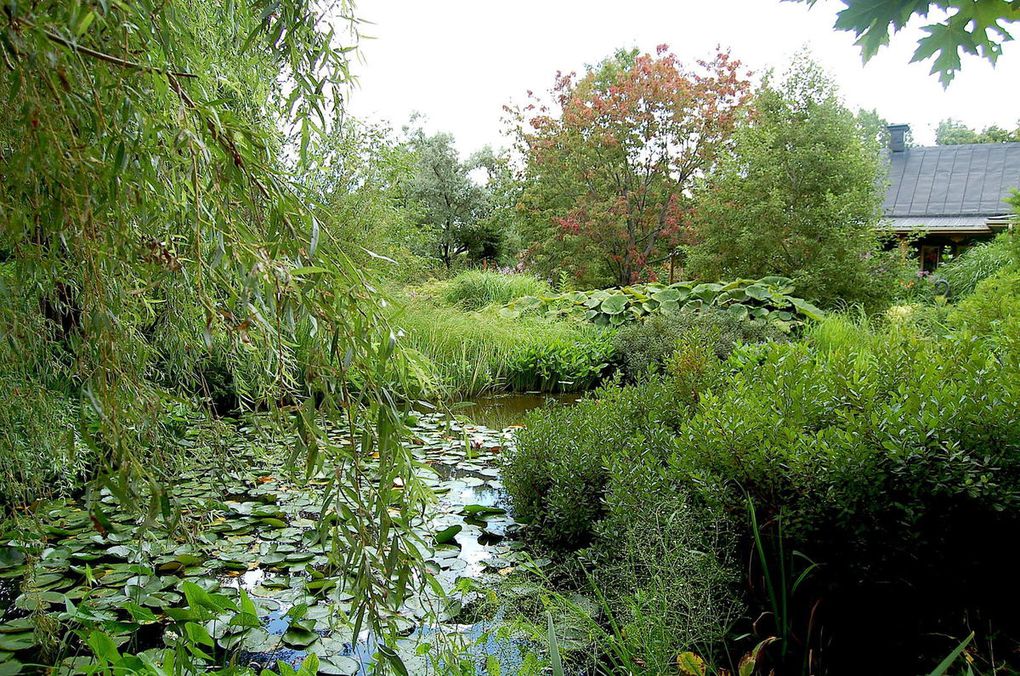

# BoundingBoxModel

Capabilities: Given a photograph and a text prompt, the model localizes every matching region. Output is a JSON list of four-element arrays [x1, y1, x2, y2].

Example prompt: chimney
[[887, 124, 910, 153]]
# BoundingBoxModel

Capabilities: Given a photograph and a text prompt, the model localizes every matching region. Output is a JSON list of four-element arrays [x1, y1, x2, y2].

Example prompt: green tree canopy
[[687, 55, 900, 310], [936, 118, 1020, 144], [401, 126, 493, 270]]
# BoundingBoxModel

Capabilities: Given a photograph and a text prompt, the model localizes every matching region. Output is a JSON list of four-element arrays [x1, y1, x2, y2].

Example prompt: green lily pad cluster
[[501, 277, 824, 328], [0, 415, 533, 675]]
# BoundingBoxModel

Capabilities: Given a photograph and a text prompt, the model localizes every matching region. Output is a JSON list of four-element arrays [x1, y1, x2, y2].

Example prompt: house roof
[[882, 142, 1020, 233]]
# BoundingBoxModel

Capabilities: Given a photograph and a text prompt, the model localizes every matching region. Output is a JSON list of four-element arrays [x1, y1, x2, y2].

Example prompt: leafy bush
[[672, 320, 1020, 670], [506, 315, 1020, 670], [939, 233, 1017, 298], [591, 460, 742, 670], [612, 307, 786, 381], [442, 270, 551, 310], [505, 333, 614, 393], [504, 374, 702, 548], [948, 268, 1020, 338], [503, 276, 822, 329]]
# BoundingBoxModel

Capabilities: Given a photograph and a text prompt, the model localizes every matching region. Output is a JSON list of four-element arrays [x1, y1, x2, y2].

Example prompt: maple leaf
[[797, 0, 1020, 86]]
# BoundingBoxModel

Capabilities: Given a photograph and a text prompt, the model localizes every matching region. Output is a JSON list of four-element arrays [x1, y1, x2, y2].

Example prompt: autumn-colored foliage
[[511, 46, 751, 287]]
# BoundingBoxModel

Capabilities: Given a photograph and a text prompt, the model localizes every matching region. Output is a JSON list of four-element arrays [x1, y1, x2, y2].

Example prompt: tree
[[468, 146, 528, 267], [511, 46, 751, 287], [402, 127, 492, 271], [0, 0, 424, 640], [687, 55, 901, 310], [312, 120, 429, 281], [800, 0, 1020, 85], [936, 118, 1020, 144]]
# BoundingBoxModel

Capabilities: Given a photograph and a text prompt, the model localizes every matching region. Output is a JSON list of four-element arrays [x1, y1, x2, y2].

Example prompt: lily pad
[[282, 625, 319, 648], [433, 525, 462, 545], [316, 654, 359, 675], [0, 548, 25, 571], [0, 633, 35, 652]]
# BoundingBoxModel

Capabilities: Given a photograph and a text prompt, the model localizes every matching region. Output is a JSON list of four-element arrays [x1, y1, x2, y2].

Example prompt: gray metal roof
[[886, 215, 990, 230], [882, 142, 1020, 230]]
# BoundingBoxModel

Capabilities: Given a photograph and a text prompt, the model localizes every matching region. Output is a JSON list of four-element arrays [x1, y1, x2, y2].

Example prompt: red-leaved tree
[[511, 46, 751, 287]]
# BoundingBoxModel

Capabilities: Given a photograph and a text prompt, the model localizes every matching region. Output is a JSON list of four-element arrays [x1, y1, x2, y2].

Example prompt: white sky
[[344, 0, 1020, 155]]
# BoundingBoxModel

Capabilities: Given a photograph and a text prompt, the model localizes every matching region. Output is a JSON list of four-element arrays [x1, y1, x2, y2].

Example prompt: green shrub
[[590, 458, 741, 670], [506, 314, 1020, 670], [612, 307, 786, 381], [442, 270, 551, 310], [948, 268, 1020, 338], [939, 233, 1017, 298], [669, 320, 1020, 671], [504, 375, 699, 549]]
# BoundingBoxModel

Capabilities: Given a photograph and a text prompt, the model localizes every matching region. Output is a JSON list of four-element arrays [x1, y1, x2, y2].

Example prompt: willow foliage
[[1, 0, 428, 643]]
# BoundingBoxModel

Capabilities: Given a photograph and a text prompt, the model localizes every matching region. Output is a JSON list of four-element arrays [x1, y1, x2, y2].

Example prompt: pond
[[442, 392, 580, 430], [0, 414, 547, 675]]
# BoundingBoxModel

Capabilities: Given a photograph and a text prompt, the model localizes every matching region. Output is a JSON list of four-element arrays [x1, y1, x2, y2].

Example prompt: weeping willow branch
[[24, 21, 199, 79]]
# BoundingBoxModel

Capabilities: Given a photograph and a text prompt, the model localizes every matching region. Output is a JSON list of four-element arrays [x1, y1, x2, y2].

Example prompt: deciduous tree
[[687, 55, 902, 310], [936, 118, 1020, 144], [511, 46, 751, 287], [402, 127, 492, 270]]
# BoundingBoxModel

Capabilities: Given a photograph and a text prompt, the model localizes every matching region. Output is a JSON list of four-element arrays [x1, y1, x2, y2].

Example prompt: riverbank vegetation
[[2, 3, 1019, 674]]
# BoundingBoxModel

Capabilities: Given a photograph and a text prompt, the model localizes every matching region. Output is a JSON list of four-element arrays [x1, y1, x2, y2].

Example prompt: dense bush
[[939, 233, 1017, 298], [442, 270, 551, 310], [612, 307, 786, 380], [590, 460, 742, 671], [948, 268, 1020, 338], [677, 319, 1020, 670], [503, 374, 702, 548], [505, 315, 1020, 671]]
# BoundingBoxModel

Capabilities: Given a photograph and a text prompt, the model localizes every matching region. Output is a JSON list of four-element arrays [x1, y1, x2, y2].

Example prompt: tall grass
[[441, 270, 551, 310], [393, 300, 607, 399], [939, 233, 1017, 298]]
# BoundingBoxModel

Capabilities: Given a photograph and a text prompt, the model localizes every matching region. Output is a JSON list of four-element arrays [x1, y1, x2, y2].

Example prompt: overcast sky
[[344, 0, 1020, 155]]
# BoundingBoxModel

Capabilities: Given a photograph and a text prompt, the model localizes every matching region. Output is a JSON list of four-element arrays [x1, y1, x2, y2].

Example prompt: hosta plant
[[502, 277, 823, 329]]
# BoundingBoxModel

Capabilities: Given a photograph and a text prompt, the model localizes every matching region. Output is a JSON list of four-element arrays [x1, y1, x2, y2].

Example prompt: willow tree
[[0, 0, 426, 647]]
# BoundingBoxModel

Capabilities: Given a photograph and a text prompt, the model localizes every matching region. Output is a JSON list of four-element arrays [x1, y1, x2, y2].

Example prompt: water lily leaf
[[0, 620, 33, 636], [433, 525, 462, 545], [241, 627, 277, 652], [0, 633, 35, 652], [0, 658, 24, 676], [282, 625, 319, 648], [460, 504, 505, 518], [0, 548, 25, 570], [316, 654, 359, 675]]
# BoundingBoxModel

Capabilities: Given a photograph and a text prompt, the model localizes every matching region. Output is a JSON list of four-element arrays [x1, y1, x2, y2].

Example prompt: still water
[[440, 392, 581, 429]]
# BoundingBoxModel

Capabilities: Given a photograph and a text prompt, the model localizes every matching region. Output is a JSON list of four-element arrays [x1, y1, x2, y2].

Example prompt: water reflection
[[449, 392, 580, 429]]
